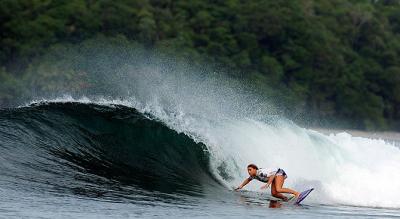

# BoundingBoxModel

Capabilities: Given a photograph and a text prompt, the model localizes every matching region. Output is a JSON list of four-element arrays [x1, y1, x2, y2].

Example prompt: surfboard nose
[[295, 188, 314, 204]]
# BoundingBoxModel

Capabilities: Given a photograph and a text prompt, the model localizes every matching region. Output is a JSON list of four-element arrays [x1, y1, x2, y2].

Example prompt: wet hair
[[247, 164, 258, 170]]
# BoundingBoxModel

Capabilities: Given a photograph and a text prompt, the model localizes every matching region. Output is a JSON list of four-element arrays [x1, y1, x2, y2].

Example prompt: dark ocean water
[[0, 102, 399, 218]]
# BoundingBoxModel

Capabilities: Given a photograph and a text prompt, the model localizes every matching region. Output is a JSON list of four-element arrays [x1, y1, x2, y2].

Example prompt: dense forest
[[1, 0, 400, 130]]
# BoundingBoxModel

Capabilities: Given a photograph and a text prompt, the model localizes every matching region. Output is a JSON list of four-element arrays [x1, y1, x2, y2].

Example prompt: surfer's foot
[[294, 192, 300, 199], [287, 195, 295, 201]]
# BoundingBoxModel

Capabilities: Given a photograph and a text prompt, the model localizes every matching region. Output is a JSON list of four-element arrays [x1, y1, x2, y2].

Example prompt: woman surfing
[[235, 164, 300, 201]]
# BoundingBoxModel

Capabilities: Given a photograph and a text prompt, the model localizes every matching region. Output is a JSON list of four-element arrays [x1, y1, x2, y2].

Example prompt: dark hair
[[247, 164, 258, 170]]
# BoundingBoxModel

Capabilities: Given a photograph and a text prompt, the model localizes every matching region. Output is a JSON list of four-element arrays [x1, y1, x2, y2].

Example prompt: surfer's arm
[[267, 174, 275, 186], [260, 175, 275, 190], [235, 178, 251, 191]]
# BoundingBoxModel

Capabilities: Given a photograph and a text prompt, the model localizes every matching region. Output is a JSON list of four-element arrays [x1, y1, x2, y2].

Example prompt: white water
[[28, 49, 400, 209]]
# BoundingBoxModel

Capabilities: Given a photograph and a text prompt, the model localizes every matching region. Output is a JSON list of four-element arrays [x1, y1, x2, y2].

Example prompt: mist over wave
[[3, 42, 400, 209]]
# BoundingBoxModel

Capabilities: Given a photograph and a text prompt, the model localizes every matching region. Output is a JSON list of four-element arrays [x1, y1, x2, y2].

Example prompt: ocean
[[0, 99, 399, 218]]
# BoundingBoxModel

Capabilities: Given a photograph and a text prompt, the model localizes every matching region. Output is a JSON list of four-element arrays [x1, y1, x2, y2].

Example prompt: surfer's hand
[[260, 184, 269, 190]]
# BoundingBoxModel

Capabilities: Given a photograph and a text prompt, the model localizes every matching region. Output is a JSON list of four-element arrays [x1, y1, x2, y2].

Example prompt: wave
[[1, 99, 400, 209], [4, 42, 399, 210], [0, 101, 222, 200]]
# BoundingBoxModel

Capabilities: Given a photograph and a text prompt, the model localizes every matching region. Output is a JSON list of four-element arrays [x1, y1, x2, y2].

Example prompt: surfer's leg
[[271, 178, 288, 201], [274, 175, 300, 198]]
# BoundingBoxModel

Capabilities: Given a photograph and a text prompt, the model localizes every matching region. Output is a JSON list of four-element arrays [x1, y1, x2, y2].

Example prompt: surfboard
[[295, 188, 314, 204]]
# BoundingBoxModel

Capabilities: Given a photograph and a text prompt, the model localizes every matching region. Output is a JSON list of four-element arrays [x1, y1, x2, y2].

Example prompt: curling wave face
[[0, 102, 222, 203]]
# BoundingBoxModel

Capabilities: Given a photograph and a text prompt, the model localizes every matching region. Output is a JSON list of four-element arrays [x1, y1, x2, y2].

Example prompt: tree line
[[1, 0, 400, 130]]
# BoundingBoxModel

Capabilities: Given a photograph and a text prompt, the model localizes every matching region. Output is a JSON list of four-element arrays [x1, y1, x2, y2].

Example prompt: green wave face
[[0, 102, 221, 200]]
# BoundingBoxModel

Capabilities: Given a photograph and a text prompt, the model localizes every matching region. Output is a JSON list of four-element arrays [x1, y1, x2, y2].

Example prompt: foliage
[[1, 0, 400, 130]]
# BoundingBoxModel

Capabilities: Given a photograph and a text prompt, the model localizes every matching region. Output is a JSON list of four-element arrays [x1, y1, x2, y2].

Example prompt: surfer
[[235, 164, 300, 201]]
